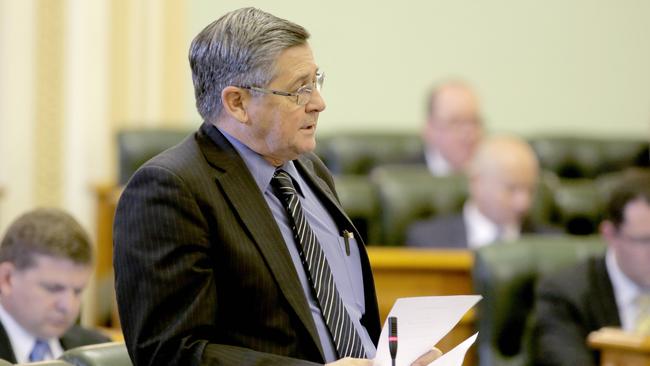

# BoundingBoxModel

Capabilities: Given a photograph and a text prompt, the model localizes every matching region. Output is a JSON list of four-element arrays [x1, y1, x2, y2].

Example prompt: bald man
[[407, 135, 551, 249], [419, 81, 484, 176]]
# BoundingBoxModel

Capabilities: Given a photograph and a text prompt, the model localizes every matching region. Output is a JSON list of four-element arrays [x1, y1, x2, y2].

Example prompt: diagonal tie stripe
[[272, 169, 366, 359]]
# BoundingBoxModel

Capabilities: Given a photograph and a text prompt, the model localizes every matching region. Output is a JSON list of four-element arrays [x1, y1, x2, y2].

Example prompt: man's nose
[[306, 88, 326, 112]]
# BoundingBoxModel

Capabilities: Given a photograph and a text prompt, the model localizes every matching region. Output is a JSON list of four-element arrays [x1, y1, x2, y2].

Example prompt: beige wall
[[189, 1, 650, 137], [1, 0, 649, 233]]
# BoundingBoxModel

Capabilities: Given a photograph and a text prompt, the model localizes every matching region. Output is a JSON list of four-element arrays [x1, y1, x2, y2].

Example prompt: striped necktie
[[272, 169, 366, 359], [29, 339, 51, 362]]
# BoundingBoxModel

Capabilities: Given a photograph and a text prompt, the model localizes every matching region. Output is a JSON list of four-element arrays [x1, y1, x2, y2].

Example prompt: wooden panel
[[368, 247, 476, 365], [588, 327, 650, 366]]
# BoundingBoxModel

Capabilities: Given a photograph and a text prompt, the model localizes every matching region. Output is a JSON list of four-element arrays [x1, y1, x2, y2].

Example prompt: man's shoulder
[[537, 256, 605, 297], [60, 325, 111, 350], [406, 214, 465, 247]]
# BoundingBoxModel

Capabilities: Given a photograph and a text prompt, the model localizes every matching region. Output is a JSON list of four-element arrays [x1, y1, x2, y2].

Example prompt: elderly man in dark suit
[[407, 135, 548, 249], [113, 7, 439, 366], [531, 170, 650, 366], [0, 208, 109, 363]]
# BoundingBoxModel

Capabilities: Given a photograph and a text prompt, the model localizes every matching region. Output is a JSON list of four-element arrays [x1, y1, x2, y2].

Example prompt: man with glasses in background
[[417, 80, 483, 176], [532, 169, 650, 365], [113, 7, 439, 366]]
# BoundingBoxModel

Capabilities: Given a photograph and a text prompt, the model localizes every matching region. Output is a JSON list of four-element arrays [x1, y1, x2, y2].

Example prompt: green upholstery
[[551, 178, 604, 235], [371, 166, 467, 245], [333, 175, 381, 244], [117, 128, 193, 185], [60, 342, 132, 366], [529, 136, 649, 179], [317, 133, 422, 175], [473, 235, 606, 366], [15, 362, 72, 366]]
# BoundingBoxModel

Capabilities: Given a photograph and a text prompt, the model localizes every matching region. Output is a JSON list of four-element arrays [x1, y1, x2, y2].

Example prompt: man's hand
[[410, 347, 443, 366], [325, 347, 443, 366]]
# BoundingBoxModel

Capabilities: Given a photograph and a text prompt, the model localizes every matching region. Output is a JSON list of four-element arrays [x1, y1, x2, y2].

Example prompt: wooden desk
[[588, 327, 650, 366], [367, 247, 475, 365], [92, 183, 122, 327]]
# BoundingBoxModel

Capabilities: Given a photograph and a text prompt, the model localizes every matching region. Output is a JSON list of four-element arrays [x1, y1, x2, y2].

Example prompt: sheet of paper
[[428, 332, 477, 366], [373, 295, 481, 366]]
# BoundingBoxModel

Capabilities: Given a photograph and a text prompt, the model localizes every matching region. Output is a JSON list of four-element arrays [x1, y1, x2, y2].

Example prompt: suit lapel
[[0, 322, 16, 363], [197, 124, 324, 359], [295, 157, 362, 242], [591, 257, 622, 327]]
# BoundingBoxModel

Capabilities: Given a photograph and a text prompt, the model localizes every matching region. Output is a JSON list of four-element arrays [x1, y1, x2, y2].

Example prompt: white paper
[[428, 332, 478, 366], [373, 295, 481, 366]]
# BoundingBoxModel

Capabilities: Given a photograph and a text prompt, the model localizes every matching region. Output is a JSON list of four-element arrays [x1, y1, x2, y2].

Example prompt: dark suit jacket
[[406, 213, 553, 248], [531, 256, 620, 366], [113, 123, 381, 366], [0, 322, 109, 363]]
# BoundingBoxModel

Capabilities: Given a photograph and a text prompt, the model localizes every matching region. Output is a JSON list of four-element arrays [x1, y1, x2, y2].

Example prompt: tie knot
[[29, 339, 51, 362], [272, 169, 297, 193]]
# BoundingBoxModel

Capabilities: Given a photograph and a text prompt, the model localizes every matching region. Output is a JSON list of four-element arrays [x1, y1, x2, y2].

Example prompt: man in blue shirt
[[113, 7, 439, 366]]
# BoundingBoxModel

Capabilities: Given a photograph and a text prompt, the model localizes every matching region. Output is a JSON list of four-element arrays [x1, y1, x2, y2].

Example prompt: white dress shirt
[[0, 304, 63, 362], [606, 249, 649, 332], [424, 149, 454, 177], [463, 201, 521, 249]]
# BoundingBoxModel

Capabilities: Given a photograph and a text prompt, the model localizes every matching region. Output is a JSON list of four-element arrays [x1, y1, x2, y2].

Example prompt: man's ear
[[601, 220, 618, 249], [0, 262, 15, 295], [221, 86, 250, 123]]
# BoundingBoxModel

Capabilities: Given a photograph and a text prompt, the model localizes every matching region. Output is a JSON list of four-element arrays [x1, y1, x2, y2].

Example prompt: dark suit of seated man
[[531, 170, 650, 366], [407, 135, 549, 249], [0, 208, 109, 363], [113, 7, 440, 366]]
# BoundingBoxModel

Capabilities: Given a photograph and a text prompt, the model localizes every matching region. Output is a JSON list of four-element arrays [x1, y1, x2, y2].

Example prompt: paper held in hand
[[373, 295, 482, 366]]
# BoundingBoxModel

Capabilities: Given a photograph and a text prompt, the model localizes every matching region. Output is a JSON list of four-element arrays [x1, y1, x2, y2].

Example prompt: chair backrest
[[473, 235, 606, 366], [529, 136, 649, 179], [333, 175, 381, 244], [59, 342, 132, 366], [371, 166, 467, 245], [317, 133, 422, 175], [117, 128, 194, 185]]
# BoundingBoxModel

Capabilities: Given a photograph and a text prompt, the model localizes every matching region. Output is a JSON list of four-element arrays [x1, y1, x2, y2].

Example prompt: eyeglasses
[[239, 71, 324, 106]]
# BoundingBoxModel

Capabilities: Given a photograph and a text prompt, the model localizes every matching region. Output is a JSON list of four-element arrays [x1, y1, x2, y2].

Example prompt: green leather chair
[[473, 235, 606, 366], [59, 342, 131, 366], [529, 136, 649, 179], [371, 165, 468, 245], [550, 178, 604, 235], [117, 128, 194, 185], [333, 175, 381, 244], [317, 133, 422, 175]]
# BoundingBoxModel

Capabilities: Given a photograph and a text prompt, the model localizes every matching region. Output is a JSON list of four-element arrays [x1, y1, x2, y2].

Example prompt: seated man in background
[[418, 80, 484, 176], [0, 208, 109, 363], [407, 135, 546, 248], [531, 170, 650, 366]]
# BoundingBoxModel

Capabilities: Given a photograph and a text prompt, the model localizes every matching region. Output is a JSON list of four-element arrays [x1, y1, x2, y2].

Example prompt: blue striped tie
[[272, 169, 366, 359]]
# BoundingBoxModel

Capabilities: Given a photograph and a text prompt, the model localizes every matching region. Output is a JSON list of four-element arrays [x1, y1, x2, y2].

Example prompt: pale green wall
[[187, 1, 650, 139]]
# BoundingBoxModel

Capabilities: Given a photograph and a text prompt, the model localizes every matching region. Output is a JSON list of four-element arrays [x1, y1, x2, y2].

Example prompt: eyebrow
[[289, 68, 319, 89]]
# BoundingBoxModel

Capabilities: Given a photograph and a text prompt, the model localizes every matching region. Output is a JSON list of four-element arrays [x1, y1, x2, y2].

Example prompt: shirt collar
[[0, 303, 61, 363], [424, 148, 453, 177], [606, 249, 643, 310], [463, 201, 520, 248], [218, 127, 304, 197]]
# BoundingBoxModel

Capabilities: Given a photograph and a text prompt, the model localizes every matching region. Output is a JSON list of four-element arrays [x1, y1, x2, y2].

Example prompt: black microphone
[[388, 316, 398, 366]]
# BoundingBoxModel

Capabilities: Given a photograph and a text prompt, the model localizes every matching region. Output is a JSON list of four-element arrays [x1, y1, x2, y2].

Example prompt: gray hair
[[189, 7, 310, 123]]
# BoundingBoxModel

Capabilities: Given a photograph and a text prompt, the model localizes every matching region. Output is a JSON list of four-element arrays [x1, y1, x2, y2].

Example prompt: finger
[[410, 347, 443, 366]]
